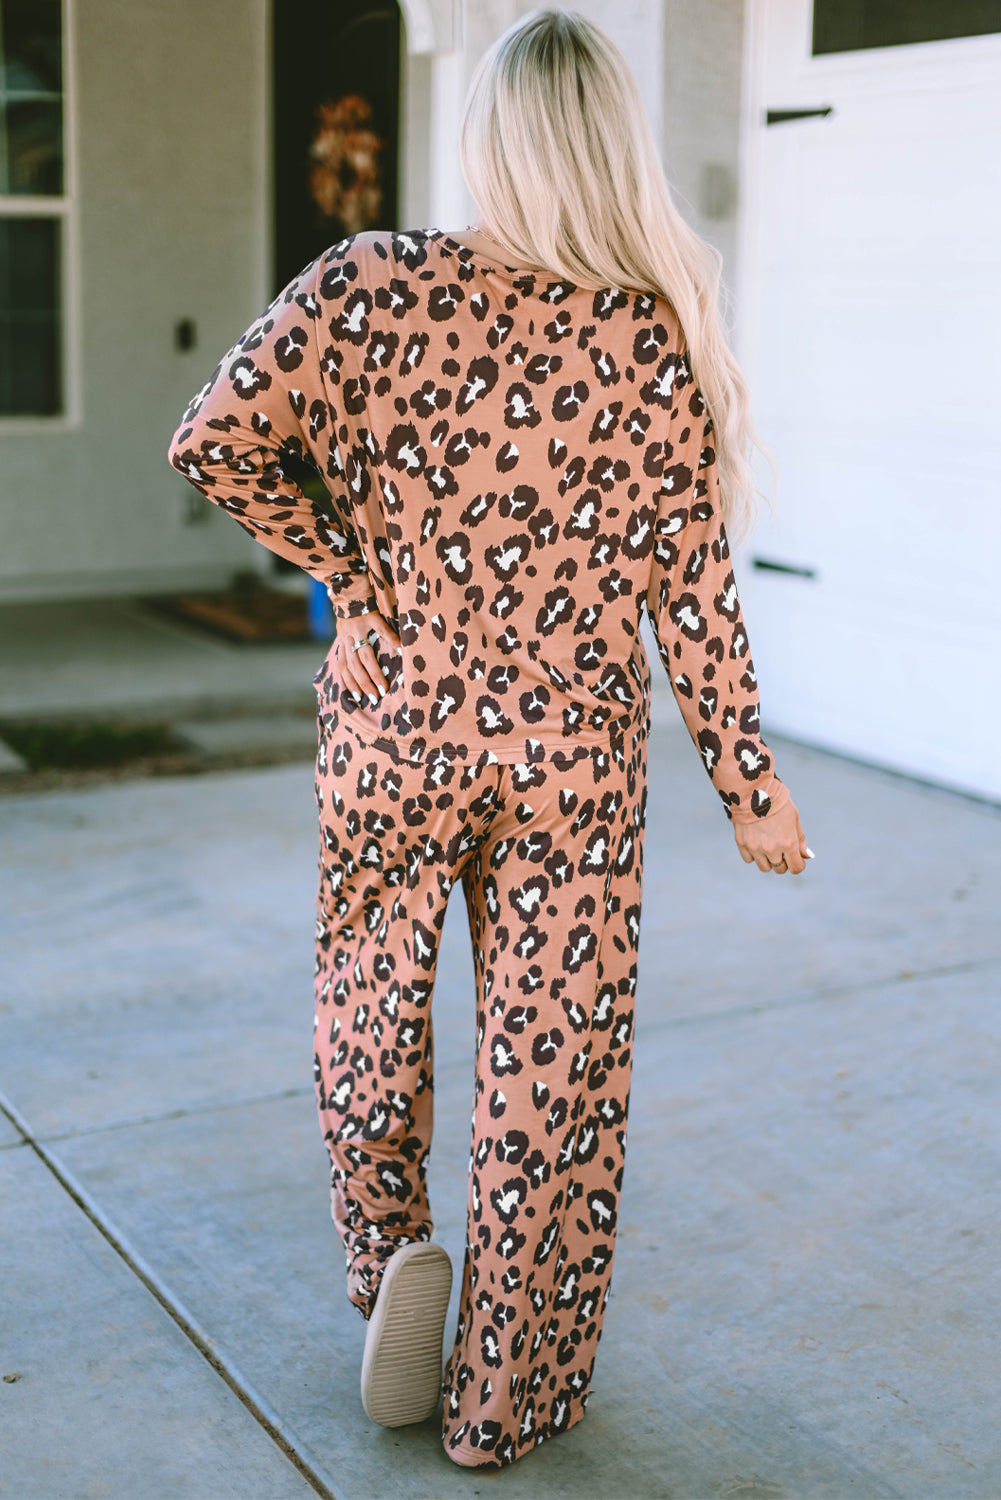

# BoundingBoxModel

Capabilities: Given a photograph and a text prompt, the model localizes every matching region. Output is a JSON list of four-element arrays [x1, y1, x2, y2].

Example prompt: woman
[[169, 8, 809, 1470]]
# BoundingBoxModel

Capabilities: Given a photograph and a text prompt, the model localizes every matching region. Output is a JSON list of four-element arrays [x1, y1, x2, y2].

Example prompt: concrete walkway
[[2, 665, 1000, 1495]]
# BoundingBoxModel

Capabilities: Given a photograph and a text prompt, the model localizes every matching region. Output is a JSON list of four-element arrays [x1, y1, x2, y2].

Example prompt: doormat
[[145, 587, 316, 644]]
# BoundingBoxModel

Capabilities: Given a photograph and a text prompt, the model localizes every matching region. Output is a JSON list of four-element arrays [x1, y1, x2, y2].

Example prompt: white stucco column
[[427, 46, 471, 227], [399, 0, 520, 231]]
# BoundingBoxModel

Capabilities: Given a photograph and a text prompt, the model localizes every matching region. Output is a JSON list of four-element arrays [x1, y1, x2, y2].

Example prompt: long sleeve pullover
[[168, 227, 788, 823]]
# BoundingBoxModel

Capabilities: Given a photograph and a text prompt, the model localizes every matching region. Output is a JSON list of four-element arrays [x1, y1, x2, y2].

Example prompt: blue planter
[[307, 577, 335, 640]]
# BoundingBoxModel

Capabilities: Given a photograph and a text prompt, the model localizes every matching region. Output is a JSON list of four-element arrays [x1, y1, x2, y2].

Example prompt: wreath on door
[[308, 94, 384, 234]]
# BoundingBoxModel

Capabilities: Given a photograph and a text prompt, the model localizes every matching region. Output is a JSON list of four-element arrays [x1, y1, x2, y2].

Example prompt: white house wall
[[662, 0, 746, 306], [0, 0, 268, 602]]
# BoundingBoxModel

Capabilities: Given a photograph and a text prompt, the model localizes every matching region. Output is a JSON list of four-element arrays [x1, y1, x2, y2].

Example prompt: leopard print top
[[169, 228, 787, 823]]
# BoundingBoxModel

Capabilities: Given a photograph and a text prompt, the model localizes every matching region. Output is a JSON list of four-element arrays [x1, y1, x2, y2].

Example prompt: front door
[[272, 0, 401, 294]]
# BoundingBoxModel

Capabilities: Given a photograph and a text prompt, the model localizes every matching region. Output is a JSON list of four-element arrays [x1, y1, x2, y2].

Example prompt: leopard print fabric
[[314, 690, 648, 1467], [169, 227, 788, 825]]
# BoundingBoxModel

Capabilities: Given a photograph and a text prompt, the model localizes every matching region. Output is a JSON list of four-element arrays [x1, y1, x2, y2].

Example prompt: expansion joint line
[[0, 1088, 342, 1500]]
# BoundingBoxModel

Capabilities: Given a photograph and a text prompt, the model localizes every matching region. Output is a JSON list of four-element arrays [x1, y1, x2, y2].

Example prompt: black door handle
[[752, 557, 817, 579], [765, 106, 835, 125]]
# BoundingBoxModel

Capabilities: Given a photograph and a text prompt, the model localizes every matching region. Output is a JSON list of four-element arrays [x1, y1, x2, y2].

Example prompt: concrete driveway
[[2, 693, 999, 1498]]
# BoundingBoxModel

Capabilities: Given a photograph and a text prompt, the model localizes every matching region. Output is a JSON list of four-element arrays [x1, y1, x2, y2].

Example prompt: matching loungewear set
[[169, 227, 788, 1468]]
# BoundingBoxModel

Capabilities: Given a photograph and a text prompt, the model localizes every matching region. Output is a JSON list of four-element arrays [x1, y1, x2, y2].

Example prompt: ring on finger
[[350, 628, 380, 653]]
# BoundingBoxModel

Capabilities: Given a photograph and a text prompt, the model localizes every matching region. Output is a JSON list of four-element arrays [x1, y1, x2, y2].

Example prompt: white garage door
[[736, 0, 1001, 801]]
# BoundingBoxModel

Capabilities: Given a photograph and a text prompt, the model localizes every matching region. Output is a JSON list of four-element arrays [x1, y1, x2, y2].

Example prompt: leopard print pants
[[313, 702, 649, 1467]]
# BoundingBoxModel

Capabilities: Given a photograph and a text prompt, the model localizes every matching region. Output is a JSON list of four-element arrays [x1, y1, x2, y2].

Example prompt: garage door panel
[[740, 1, 1000, 798], [738, 569, 996, 798], [761, 113, 1001, 265], [750, 452, 998, 622], [756, 278, 1001, 441]]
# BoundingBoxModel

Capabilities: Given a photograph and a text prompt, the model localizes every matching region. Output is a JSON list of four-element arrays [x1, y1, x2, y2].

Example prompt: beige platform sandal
[[360, 1241, 453, 1427]]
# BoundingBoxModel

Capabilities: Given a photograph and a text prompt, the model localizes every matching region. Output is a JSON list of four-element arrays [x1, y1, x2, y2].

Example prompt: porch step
[[173, 713, 318, 760]]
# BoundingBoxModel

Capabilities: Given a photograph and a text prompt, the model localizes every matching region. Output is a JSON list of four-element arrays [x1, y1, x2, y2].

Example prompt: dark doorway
[[272, 1, 401, 295]]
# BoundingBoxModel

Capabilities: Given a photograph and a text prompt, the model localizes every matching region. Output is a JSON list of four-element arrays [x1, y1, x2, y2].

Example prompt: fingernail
[[805, 847, 816, 859]]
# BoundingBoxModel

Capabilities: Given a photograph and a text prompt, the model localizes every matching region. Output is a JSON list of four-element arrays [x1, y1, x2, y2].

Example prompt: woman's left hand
[[335, 608, 401, 706], [733, 798, 810, 874]]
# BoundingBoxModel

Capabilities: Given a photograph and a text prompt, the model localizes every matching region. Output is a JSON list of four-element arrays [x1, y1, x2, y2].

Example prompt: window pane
[[0, 0, 63, 194], [4, 98, 62, 193], [0, 216, 61, 415], [814, 0, 1001, 54]]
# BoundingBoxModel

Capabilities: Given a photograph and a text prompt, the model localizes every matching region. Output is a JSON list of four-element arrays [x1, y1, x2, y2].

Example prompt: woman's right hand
[[734, 799, 810, 874], [335, 608, 401, 706]]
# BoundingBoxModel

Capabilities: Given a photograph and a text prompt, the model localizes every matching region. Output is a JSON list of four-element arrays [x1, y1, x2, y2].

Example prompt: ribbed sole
[[360, 1242, 453, 1428]]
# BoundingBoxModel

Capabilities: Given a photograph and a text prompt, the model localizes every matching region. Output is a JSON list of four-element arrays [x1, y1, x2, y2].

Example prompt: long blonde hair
[[459, 8, 762, 541]]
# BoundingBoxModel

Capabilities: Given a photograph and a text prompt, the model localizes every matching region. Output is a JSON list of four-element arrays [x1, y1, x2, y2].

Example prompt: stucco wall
[[662, 0, 746, 304], [0, 0, 268, 601]]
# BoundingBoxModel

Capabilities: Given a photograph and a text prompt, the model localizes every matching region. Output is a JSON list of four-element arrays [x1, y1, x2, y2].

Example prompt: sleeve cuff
[[329, 592, 379, 620]]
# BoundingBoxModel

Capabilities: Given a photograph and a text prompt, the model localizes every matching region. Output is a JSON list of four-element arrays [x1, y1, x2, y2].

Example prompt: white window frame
[[0, 0, 79, 431]]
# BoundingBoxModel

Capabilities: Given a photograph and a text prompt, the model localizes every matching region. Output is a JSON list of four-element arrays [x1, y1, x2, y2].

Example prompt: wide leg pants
[[312, 701, 649, 1468]]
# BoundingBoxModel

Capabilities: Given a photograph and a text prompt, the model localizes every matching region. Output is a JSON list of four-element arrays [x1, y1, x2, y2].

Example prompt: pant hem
[[443, 1402, 588, 1468]]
